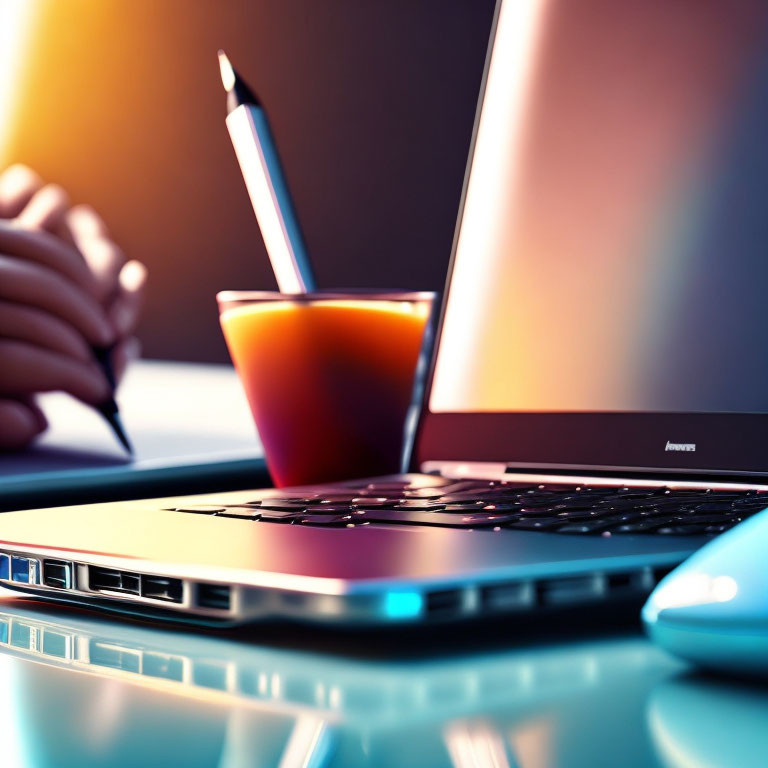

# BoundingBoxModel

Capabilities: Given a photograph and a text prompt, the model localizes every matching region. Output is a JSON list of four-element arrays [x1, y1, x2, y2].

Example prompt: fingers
[[16, 183, 71, 232], [66, 202, 109, 240], [0, 164, 44, 219], [0, 301, 93, 363], [0, 221, 100, 297], [65, 204, 125, 301], [0, 339, 111, 405], [109, 260, 148, 336], [111, 336, 141, 384], [0, 255, 115, 347], [78, 237, 126, 303], [0, 399, 47, 450]]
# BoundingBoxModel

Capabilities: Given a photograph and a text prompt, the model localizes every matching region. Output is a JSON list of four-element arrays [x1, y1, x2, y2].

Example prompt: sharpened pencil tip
[[218, 49, 236, 92]]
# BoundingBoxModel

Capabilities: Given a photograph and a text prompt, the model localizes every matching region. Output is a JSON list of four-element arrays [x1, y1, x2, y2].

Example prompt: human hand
[[0, 164, 147, 449]]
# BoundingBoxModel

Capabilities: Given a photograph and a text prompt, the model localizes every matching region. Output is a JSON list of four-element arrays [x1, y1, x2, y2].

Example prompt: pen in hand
[[0, 164, 146, 454], [92, 344, 133, 455]]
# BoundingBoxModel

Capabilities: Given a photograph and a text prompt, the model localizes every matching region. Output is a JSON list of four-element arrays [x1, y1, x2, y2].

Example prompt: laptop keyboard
[[171, 479, 768, 536]]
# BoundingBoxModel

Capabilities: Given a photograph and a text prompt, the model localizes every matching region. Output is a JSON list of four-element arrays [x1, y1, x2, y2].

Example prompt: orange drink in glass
[[218, 291, 434, 487]]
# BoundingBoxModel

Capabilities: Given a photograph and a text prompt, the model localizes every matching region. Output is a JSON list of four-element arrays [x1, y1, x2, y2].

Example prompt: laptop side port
[[537, 574, 606, 606], [426, 589, 464, 618], [481, 581, 536, 612], [197, 583, 231, 611], [89, 566, 140, 596], [43, 560, 73, 590], [11, 557, 39, 585], [141, 575, 183, 603]]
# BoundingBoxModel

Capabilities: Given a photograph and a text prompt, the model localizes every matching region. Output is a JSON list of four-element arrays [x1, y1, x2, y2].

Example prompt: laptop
[[3, 0, 768, 625]]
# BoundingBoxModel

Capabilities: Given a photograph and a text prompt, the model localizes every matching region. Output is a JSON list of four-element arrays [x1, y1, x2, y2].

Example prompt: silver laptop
[[3, 0, 768, 625]]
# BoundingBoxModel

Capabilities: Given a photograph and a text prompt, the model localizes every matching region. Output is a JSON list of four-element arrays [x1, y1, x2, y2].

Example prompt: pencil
[[218, 49, 316, 294]]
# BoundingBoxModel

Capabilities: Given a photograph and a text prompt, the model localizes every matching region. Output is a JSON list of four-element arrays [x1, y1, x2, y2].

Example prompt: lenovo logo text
[[665, 441, 696, 452]]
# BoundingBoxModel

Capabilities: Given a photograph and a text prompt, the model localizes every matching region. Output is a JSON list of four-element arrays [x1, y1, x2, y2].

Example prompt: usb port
[[43, 560, 73, 590], [0, 554, 9, 580], [11, 557, 38, 584], [141, 575, 183, 603], [197, 583, 231, 610], [89, 566, 140, 596]]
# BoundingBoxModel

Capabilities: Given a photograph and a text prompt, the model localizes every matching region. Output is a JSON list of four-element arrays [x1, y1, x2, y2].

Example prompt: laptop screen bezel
[[411, 0, 768, 479]]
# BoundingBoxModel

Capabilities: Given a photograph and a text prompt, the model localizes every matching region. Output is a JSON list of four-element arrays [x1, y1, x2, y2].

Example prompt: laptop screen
[[416, 0, 768, 475]]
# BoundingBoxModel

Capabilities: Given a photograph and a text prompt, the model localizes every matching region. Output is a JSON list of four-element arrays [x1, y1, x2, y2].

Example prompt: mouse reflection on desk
[[648, 674, 768, 768], [642, 506, 768, 678]]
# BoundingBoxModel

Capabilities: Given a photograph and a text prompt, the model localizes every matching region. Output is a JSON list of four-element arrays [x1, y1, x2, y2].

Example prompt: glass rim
[[217, 289, 436, 307]]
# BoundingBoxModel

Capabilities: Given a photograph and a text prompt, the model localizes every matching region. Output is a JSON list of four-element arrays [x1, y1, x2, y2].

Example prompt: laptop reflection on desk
[[0, 601, 672, 768]]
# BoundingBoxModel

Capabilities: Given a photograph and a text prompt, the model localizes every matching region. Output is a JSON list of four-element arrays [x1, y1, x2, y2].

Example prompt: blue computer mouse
[[643, 507, 768, 677]]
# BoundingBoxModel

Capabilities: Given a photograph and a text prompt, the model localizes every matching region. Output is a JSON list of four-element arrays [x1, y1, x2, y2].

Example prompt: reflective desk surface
[[0, 597, 764, 768]]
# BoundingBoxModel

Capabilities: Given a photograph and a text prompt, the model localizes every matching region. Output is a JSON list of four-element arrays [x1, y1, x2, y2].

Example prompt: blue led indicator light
[[0, 554, 9, 580], [11, 557, 31, 584], [384, 591, 423, 619]]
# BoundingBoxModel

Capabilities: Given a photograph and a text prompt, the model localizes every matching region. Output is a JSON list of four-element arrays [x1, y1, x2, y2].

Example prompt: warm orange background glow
[[2, 0, 494, 362]]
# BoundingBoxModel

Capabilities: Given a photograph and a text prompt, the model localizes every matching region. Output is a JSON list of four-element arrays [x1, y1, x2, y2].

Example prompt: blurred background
[[0, 0, 495, 362]]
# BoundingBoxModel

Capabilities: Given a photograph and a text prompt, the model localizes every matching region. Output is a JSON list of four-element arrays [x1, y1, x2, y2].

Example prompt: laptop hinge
[[422, 461, 768, 490]]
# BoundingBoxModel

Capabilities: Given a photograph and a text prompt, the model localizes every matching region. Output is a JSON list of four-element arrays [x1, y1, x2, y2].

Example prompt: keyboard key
[[355, 510, 515, 527], [507, 517, 565, 530], [303, 505, 357, 514], [364, 481, 414, 492], [259, 510, 302, 522], [402, 488, 447, 499], [216, 508, 260, 519], [553, 511, 601, 521], [668, 514, 740, 525], [557, 518, 624, 534], [299, 514, 352, 526], [175, 505, 226, 514], [350, 497, 396, 507], [437, 495, 491, 505], [613, 521, 665, 533], [258, 501, 309, 512], [442, 502, 488, 512], [656, 525, 708, 535], [477, 503, 525, 512], [392, 501, 447, 511], [704, 524, 732, 534]]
